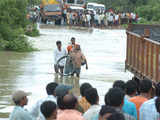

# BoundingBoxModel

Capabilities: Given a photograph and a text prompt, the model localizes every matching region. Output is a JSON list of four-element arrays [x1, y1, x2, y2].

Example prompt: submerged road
[[0, 26, 133, 119]]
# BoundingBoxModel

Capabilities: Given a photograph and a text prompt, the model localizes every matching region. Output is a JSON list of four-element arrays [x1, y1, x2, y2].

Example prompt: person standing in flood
[[54, 41, 67, 74], [67, 37, 79, 53], [70, 45, 88, 77]]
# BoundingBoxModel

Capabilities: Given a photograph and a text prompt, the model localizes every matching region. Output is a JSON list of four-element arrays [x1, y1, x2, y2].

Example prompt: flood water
[[0, 26, 133, 119]]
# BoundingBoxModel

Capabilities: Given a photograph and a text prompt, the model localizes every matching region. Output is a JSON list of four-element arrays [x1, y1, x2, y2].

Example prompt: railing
[[126, 31, 160, 82]]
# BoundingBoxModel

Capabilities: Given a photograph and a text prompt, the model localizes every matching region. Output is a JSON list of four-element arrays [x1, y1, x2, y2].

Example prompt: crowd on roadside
[[29, 7, 139, 28], [61, 10, 139, 28], [9, 76, 160, 120]]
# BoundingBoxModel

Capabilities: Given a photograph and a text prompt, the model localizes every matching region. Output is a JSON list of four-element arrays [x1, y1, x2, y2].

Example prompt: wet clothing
[[57, 109, 85, 120], [54, 48, 67, 66], [9, 106, 35, 120], [139, 97, 160, 120], [30, 95, 57, 120], [79, 97, 91, 112], [130, 96, 148, 120]]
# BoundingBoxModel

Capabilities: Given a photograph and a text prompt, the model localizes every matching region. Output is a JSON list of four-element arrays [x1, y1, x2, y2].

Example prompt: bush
[[0, 0, 39, 52]]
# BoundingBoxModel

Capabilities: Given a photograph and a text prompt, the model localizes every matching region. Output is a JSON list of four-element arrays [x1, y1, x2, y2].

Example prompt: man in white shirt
[[30, 82, 58, 120], [54, 41, 67, 74], [83, 88, 101, 120]]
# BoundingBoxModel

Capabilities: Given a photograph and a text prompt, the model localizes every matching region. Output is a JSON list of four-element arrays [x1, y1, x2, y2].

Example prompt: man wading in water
[[54, 41, 67, 74], [70, 45, 88, 77]]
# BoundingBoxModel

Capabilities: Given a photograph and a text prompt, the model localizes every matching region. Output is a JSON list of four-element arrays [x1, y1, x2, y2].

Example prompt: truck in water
[[40, 0, 62, 24], [40, 0, 86, 24]]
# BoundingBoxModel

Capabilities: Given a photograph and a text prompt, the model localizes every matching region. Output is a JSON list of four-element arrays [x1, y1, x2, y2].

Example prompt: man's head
[[85, 88, 99, 105], [46, 82, 58, 96], [63, 94, 78, 109], [55, 84, 72, 97], [98, 105, 116, 120], [56, 41, 62, 49], [113, 80, 125, 91], [105, 88, 125, 108], [12, 90, 30, 106], [71, 37, 75, 45], [80, 83, 92, 97], [125, 80, 137, 96], [40, 101, 57, 120], [140, 79, 152, 94]]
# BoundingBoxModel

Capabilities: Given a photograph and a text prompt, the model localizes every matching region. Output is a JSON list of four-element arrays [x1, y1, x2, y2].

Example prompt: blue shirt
[[9, 106, 35, 120], [139, 97, 160, 120], [122, 98, 137, 120]]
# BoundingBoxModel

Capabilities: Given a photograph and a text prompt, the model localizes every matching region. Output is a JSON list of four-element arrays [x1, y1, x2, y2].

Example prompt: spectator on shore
[[79, 83, 92, 112], [130, 79, 152, 120], [113, 80, 137, 120], [125, 80, 138, 99], [139, 82, 160, 120], [93, 105, 117, 120], [105, 88, 136, 120], [30, 82, 58, 120], [9, 90, 35, 120], [55, 84, 73, 97], [57, 94, 85, 120], [40, 101, 57, 120], [83, 88, 100, 120]]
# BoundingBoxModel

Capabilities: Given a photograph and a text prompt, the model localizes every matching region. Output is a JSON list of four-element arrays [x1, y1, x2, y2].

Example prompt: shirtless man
[[70, 45, 88, 77]]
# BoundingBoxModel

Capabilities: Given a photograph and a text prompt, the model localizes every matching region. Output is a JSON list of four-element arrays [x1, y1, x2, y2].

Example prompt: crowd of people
[[30, 7, 139, 28], [9, 77, 160, 120], [61, 10, 138, 28]]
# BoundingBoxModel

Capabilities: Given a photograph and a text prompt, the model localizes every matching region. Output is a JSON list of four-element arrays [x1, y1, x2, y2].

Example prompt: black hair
[[80, 83, 92, 97], [107, 112, 125, 120], [57, 95, 65, 109], [155, 82, 160, 97], [46, 82, 58, 95], [99, 105, 116, 116], [85, 88, 99, 105], [140, 79, 152, 93], [40, 101, 57, 119], [105, 88, 125, 107], [125, 80, 137, 95], [63, 94, 78, 109], [155, 97, 160, 113], [71, 37, 75, 41], [113, 80, 125, 91], [56, 41, 61, 45]]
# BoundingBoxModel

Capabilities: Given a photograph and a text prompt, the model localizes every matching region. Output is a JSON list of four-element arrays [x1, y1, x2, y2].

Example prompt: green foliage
[[88, 0, 160, 23], [0, 0, 39, 52]]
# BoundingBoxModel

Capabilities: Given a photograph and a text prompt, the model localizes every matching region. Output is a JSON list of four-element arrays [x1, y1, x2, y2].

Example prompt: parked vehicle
[[125, 24, 160, 82], [40, 0, 62, 24]]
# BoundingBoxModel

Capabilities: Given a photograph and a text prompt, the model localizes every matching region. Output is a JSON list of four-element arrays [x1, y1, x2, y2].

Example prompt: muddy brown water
[[0, 25, 133, 119]]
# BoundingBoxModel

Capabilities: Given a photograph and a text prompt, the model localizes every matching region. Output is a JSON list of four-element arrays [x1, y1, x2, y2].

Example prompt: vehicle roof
[[69, 6, 84, 10]]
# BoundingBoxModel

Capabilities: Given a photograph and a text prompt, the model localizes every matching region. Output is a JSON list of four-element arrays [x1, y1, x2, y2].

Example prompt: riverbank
[[0, 27, 133, 119]]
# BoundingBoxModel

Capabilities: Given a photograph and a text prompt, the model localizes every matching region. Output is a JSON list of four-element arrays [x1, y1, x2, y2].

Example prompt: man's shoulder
[[124, 113, 136, 120]]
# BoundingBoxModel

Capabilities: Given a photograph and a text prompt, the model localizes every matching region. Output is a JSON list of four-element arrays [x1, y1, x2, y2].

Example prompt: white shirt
[[30, 95, 57, 120], [54, 48, 67, 66], [83, 105, 101, 120]]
